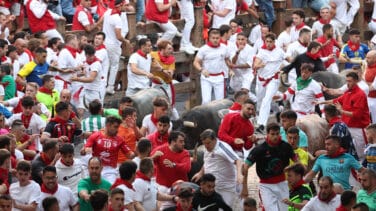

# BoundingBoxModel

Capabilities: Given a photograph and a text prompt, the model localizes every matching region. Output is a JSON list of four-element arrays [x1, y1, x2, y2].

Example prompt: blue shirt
[[365, 144, 376, 172], [61, 0, 76, 16], [340, 43, 369, 69], [280, 127, 308, 148], [312, 153, 362, 190]]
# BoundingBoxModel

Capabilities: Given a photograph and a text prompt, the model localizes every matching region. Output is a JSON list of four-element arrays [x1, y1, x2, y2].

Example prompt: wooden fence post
[[192, 6, 204, 48], [272, 0, 286, 36]]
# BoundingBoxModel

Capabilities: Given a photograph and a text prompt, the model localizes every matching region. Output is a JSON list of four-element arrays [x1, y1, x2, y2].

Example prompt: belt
[[258, 72, 279, 87], [209, 72, 224, 76]]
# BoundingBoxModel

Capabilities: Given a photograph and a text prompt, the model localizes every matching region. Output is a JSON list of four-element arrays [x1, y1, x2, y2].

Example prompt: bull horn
[[280, 71, 291, 87], [183, 121, 197, 128]]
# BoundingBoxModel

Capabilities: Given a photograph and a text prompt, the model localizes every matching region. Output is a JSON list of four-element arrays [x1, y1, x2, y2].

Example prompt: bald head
[[60, 89, 71, 103], [14, 38, 27, 54], [366, 50, 376, 66]]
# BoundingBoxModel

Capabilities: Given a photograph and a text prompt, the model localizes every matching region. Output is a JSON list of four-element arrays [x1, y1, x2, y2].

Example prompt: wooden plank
[[192, 6, 204, 47], [174, 51, 194, 63], [174, 81, 196, 93]]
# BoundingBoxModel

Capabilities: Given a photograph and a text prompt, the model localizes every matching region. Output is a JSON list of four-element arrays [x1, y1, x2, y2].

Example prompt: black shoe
[[256, 125, 265, 134]]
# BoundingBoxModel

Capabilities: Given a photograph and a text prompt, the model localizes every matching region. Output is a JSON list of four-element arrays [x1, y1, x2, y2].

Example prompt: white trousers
[[148, 20, 178, 41], [348, 127, 367, 162], [256, 78, 279, 126], [177, 0, 194, 46], [369, 21, 376, 34], [200, 75, 224, 105], [368, 97, 376, 123], [106, 44, 122, 88], [259, 181, 289, 211], [101, 166, 118, 184], [79, 89, 103, 109]]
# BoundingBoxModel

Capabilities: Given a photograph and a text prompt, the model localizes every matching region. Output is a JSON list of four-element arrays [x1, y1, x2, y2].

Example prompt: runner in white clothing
[[211, 0, 236, 28], [94, 32, 109, 103], [290, 10, 312, 42], [330, 0, 359, 34]]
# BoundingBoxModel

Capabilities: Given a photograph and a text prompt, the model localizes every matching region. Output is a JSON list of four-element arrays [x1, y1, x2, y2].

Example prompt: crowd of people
[[0, 0, 374, 211]]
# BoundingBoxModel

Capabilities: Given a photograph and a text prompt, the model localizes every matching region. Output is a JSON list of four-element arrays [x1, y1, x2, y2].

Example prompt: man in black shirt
[[192, 173, 232, 211]]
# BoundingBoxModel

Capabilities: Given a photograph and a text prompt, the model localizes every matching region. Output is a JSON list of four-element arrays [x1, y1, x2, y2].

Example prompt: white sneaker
[[175, 31, 182, 38], [190, 45, 199, 51], [180, 45, 195, 55], [106, 86, 115, 95]]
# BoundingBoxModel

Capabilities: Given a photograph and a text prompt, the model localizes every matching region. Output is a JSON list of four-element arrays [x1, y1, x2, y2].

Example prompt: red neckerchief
[[65, 45, 77, 58], [306, 51, 321, 60], [319, 18, 330, 25], [298, 40, 308, 47], [41, 183, 58, 195], [111, 178, 135, 191], [60, 158, 73, 167], [220, 39, 228, 45], [1, 56, 7, 62], [347, 40, 360, 52], [207, 41, 220, 48], [368, 63, 376, 68], [137, 50, 147, 59], [336, 205, 348, 211], [229, 102, 242, 111], [328, 116, 342, 127], [290, 179, 305, 192], [295, 22, 305, 31], [111, 7, 121, 15], [136, 171, 151, 182], [40, 152, 53, 165], [39, 87, 54, 97], [236, 27, 242, 33], [318, 191, 336, 203], [156, 131, 169, 144], [176, 202, 192, 211], [261, 43, 276, 51], [158, 51, 175, 65], [86, 57, 101, 65], [95, 44, 106, 51], [151, 113, 158, 126], [50, 116, 68, 125], [327, 147, 346, 158], [266, 136, 282, 147], [21, 113, 32, 129]]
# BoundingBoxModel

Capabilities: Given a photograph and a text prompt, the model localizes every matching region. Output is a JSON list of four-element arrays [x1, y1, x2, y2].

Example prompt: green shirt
[[289, 184, 312, 211], [2, 75, 15, 100], [103, 108, 121, 119], [357, 189, 376, 211], [36, 89, 60, 115], [78, 177, 111, 211]]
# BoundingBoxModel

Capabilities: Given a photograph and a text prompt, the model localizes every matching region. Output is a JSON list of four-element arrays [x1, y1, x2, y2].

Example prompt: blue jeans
[[308, 0, 329, 12], [292, 0, 307, 8], [255, 0, 275, 28], [136, 0, 145, 23]]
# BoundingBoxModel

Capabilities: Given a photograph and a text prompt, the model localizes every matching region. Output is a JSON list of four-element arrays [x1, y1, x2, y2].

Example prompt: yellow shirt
[[290, 148, 309, 166]]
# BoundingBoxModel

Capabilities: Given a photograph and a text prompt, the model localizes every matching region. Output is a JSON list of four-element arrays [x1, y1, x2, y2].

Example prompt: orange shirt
[[117, 125, 137, 163]]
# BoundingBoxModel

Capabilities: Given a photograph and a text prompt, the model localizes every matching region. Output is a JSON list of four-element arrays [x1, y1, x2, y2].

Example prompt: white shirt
[[38, 184, 78, 211], [248, 24, 261, 45], [203, 140, 239, 190], [0, 85, 4, 98], [46, 47, 58, 66], [6, 113, 46, 134], [277, 30, 293, 51], [6, 97, 49, 114], [302, 195, 341, 211], [57, 48, 80, 81], [331, 0, 359, 26], [103, 9, 123, 46], [133, 178, 158, 211], [290, 25, 311, 42], [83, 60, 103, 91], [95, 47, 109, 84], [10, 180, 40, 211], [229, 43, 255, 76], [117, 184, 137, 206], [12, 60, 21, 79], [340, 80, 370, 96], [127, 52, 152, 89], [120, 12, 129, 38], [285, 40, 307, 60], [196, 44, 230, 75], [256, 47, 285, 79], [211, 0, 236, 28], [311, 20, 341, 38], [55, 158, 85, 197], [29, 0, 60, 20], [18, 51, 33, 68]]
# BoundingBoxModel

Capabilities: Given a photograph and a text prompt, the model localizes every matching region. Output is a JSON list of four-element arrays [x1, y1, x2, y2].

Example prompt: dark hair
[[88, 156, 102, 166], [106, 116, 122, 125], [42, 140, 58, 152], [6, 45, 16, 57], [236, 32, 247, 38], [138, 38, 151, 48], [0, 64, 11, 75], [208, 28, 220, 37], [42, 196, 59, 211], [322, 24, 333, 33], [16, 160, 31, 172], [48, 37, 61, 48], [301, 63, 314, 72], [284, 163, 306, 177], [292, 9, 305, 19], [0, 135, 11, 149], [0, 149, 10, 166], [299, 28, 311, 37], [11, 119, 24, 129], [348, 28, 360, 35], [324, 104, 340, 117], [59, 143, 74, 155], [84, 44, 96, 56], [119, 161, 137, 180], [13, 32, 27, 41], [95, 32, 106, 40], [21, 96, 35, 107], [352, 202, 370, 211], [244, 197, 257, 207], [65, 34, 77, 44], [158, 115, 170, 124], [340, 190, 356, 206], [266, 122, 280, 133], [234, 90, 248, 100], [136, 138, 151, 154], [243, 99, 256, 107], [42, 165, 57, 175], [139, 158, 154, 174], [200, 173, 216, 184], [168, 131, 185, 144], [280, 110, 297, 120], [121, 107, 136, 119], [35, 47, 47, 54], [284, 18, 293, 27], [42, 75, 54, 86], [90, 190, 109, 211], [0, 39, 7, 49], [200, 129, 216, 141], [55, 101, 69, 114], [178, 187, 194, 198], [325, 135, 341, 144], [111, 188, 124, 197], [219, 24, 231, 36], [89, 100, 102, 115], [120, 96, 133, 104], [287, 126, 300, 135], [319, 175, 334, 186], [366, 124, 376, 133], [307, 41, 321, 52], [0, 194, 11, 201], [153, 97, 168, 108], [229, 18, 240, 25], [346, 71, 359, 81], [265, 32, 276, 40]]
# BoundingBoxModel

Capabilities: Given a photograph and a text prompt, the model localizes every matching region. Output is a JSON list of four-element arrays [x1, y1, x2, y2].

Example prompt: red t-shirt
[[236, 1, 249, 14], [333, 85, 370, 128], [147, 131, 169, 150], [86, 131, 131, 168], [218, 112, 254, 151], [316, 35, 340, 68], [151, 143, 191, 187]]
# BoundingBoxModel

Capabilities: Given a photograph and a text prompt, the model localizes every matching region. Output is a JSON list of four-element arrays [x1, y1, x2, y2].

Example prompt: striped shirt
[[82, 115, 106, 132]]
